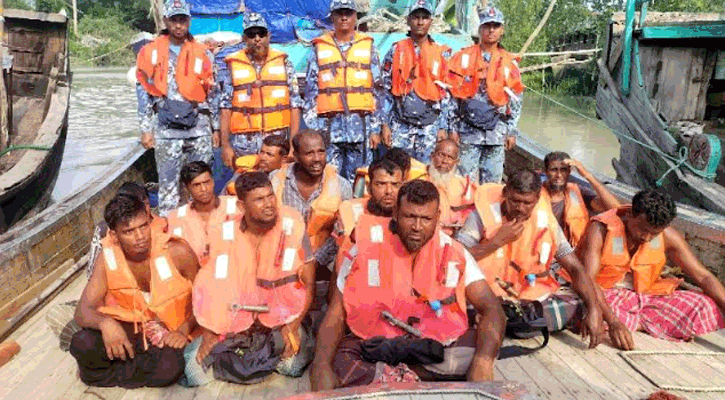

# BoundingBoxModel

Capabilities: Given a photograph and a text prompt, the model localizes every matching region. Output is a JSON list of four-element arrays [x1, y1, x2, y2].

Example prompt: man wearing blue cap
[[218, 12, 302, 167], [445, 7, 525, 184], [136, 0, 220, 216], [304, 0, 384, 181], [381, 0, 453, 164]]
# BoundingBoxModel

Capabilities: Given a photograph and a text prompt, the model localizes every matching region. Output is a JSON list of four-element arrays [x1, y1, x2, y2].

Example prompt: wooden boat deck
[[3, 274, 725, 400]]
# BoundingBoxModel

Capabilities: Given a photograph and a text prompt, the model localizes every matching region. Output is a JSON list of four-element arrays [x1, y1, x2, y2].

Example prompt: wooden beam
[[71, 0, 77, 36], [521, 48, 601, 58]]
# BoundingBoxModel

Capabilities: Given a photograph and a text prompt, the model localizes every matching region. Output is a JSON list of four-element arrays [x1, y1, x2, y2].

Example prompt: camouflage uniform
[[303, 0, 383, 181], [447, 7, 523, 184], [217, 13, 303, 156], [138, 36, 219, 216]]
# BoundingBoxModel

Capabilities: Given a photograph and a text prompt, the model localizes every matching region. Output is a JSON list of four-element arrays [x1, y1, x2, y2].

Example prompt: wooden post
[[518, 0, 558, 56], [71, 0, 78, 36], [0, 0, 8, 153]]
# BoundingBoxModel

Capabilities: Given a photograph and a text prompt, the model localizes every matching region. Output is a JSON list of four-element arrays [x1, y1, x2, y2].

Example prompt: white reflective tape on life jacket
[[173, 227, 183, 237], [222, 221, 235, 241], [282, 248, 296, 272], [268, 65, 285, 75], [353, 48, 370, 58], [233, 69, 250, 80], [321, 72, 333, 83], [282, 217, 294, 235], [237, 93, 250, 102], [103, 248, 118, 271], [367, 259, 381, 287], [611, 236, 624, 255], [461, 54, 470, 69], [155, 257, 173, 281], [464, 185, 473, 202], [539, 242, 551, 265], [490, 203, 502, 225], [215, 254, 229, 280], [151, 49, 158, 65], [194, 57, 203, 75], [354, 71, 368, 80], [431, 61, 440, 77], [495, 248, 505, 259], [439, 232, 453, 247], [318, 49, 334, 60], [226, 198, 237, 215], [271, 89, 287, 98], [512, 59, 519, 68], [370, 225, 384, 243], [504, 67, 510, 80], [537, 209, 548, 229], [649, 236, 662, 249], [177, 204, 188, 218], [351, 203, 364, 222], [446, 262, 460, 288], [568, 190, 581, 207]]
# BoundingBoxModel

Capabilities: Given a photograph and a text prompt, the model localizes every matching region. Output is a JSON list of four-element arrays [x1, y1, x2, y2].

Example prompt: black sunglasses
[[245, 29, 268, 39]]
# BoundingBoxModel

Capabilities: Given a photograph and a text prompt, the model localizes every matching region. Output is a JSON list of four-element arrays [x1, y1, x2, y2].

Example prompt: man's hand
[[450, 131, 460, 144], [564, 158, 586, 174], [159, 331, 190, 349], [212, 130, 221, 148], [196, 330, 220, 364], [436, 129, 447, 142], [492, 219, 524, 247], [141, 132, 155, 149], [369, 133, 382, 149], [581, 305, 604, 349], [608, 319, 635, 350], [281, 324, 301, 359], [504, 136, 516, 151], [381, 125, 393, 147], [221, 144, 236, 169], [99, 318, 135, 361], [310, 361, 339, 391]]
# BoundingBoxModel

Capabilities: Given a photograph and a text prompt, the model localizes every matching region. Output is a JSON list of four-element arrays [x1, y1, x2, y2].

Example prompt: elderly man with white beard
[[420, 139, 477, 234]]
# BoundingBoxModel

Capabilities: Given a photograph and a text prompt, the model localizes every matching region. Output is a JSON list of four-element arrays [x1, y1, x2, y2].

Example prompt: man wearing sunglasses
[[304, 0, 384, 182], [219, 12, 302, 168]]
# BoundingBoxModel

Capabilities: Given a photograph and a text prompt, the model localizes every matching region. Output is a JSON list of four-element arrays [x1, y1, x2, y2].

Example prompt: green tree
[[5, 0, 32, 10]]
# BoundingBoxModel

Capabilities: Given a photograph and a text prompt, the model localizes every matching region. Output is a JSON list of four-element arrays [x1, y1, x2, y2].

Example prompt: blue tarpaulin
[[187, 0, 243, 15]]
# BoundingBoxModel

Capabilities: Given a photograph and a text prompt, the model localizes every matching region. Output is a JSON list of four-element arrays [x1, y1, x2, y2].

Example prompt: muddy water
[[52, 68, 620, 201]]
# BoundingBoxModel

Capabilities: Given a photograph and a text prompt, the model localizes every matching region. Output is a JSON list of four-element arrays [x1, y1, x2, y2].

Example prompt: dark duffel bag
[[395, 92, 440, 127], [459, 98, 500, 131]]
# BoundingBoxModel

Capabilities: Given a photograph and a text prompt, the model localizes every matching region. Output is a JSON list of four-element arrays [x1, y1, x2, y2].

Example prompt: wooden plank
[[695, 329, 725, 352], [683, 48, 709, 120], [696, 49, 718, 120], [504, 338, 578, 400], [495, 356, 547, 399]]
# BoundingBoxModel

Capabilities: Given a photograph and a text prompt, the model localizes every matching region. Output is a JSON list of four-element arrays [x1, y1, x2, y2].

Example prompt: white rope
[[621, 350, 725, 392]]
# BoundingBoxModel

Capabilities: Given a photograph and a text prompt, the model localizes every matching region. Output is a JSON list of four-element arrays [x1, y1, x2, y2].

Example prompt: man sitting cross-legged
[[578, 189, 725, 350], [311, 180, 505, 390], [70, 194, 200, 388]]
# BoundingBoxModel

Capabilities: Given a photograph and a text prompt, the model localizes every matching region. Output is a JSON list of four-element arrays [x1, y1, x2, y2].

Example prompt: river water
[[51, 67, 619, 201]]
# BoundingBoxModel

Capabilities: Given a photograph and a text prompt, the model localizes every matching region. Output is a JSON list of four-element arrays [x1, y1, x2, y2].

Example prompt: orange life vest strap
[[319, 61, 371, 71], [256, 274, 300, 289]]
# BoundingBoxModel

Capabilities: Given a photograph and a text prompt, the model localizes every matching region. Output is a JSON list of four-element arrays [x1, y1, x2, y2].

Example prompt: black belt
[[257, 274, 299, 289]]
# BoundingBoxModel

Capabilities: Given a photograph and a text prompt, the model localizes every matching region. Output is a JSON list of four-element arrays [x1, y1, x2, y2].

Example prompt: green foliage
[[648, 0, 725, 13], [69, 15, 137, 67], [4, 0, 32, 10]]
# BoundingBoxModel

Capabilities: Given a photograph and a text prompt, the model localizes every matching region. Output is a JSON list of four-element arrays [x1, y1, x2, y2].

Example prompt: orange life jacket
[[446, 44, 525, 107], [193, 207, 308, 335], [420, 170, 476, 230], [353, 158, 428, 197], [343, 219, 469, 345], [541, 183, 590, 248], [270, 164, 342, 252], [592, 207, 680, 295], [136, 35, 213, 103], [166, 196, 240, 266], [391, 37, 449, 102], [335, 199, 392, 272], [473, 184, 561, 300], [312, 32, 376, 115], [97, 233, 192, 333], [226, 48, 291, 133]]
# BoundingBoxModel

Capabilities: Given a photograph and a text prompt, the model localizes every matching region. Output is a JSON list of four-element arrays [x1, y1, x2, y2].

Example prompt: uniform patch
[[226, 198, 237, 214], [215, 254, 229, 280], [368, 259, 381, 287], [177, 205, 188, 218], [282, 248, 296, 272], [370, 225, 384, 243], [353, 49, 370, 58], [461, 54, 470, 69], [103, 248, 118, 271], [155, 257, 173, 281], [611, 236, 625, 255], [233, 69, 250, 79], [223, 221, 235, 241], [194, 57, 203, 75], [173, 227, 183, 237], [267, 65, 285, 75], [539, 242, 551, 265], [282, 217, 294, 235], [351, 203, 364, 222], [490, 202, 502, 224], [446, 262, 460, 288], [271, 89, 287, 98]]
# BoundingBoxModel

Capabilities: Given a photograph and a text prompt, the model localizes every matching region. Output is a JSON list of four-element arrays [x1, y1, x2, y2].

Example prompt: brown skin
[[294, 134, 327, 200], [75, 211, 200, 361], [196, 185, 316, 362], [544, 158, 620, 213], [256, 144, 285, 173], [466, 187, 604, 348], [579, 210, 725, 350], [186, 172, 217, 215], [311, 198, 505, 391], [367, 168, 404, 215], [431, 140, 459, 174]]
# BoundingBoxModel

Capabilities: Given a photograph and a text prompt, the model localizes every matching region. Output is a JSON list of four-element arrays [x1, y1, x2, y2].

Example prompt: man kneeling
[[311, 180, 505, 391], [71, 194, 200, 388], [579, 189, 725, 349], [189, 172, 316, 385]]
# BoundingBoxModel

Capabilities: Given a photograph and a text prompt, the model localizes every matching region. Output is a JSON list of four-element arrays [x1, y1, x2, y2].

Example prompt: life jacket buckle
[[229, 303, 270, 313]]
